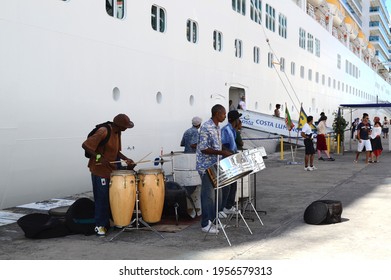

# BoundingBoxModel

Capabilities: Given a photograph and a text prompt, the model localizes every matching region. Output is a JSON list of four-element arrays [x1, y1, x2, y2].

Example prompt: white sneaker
[[304, 167, 312, 171], [94, 226, 106, 237], [223, 207, 237, 214], [218, 211, 227, 218], [310, 166, 317, 170], [201, 221, 219, 234]]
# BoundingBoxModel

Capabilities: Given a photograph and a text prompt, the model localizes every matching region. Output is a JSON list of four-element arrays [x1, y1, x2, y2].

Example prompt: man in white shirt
[[238, 96, 246, 111], [300, 116, 317, 171]]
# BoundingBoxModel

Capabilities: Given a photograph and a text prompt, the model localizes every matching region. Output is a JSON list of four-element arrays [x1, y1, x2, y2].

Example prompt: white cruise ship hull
[[0, 0, 390, 208]]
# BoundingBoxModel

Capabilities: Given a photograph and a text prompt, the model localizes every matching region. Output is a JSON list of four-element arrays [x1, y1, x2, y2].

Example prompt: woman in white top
[[316, 116, 335, 161], [370, 117, 383, 162]]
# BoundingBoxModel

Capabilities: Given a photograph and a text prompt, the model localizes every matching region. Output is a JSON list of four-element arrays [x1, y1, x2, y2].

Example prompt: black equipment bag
[[163, 181, 196, 219], [304, 200, 343, 225], [17, 213, 70, 239], [65, 197, 95, 236], [84, 121, 112, 158]]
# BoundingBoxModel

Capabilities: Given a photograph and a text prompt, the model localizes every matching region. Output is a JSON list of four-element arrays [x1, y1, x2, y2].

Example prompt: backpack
[[84, 121, 112, 158]]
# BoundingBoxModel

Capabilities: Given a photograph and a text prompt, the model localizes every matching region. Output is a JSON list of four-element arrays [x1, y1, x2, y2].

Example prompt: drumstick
[[96, 160, 151, 165], [136, 152, 152, 163]]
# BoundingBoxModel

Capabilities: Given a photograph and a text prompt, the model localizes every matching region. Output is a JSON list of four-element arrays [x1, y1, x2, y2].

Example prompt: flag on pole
[[298, 105, 316, 130], [285, 106, 295, 131]]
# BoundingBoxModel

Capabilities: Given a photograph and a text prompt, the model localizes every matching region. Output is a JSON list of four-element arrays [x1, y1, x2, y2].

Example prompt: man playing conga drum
[[82, 114, 136, 237]]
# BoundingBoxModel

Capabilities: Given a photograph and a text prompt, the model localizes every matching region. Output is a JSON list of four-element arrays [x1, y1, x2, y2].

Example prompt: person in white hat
[[180, 116, 202, 153]]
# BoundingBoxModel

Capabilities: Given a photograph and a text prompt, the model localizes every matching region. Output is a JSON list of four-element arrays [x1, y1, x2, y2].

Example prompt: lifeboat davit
[[343, 16, 359, 40], [356, 31, 368, 49], [367, 43, 375, 58], [326, 0, 345, 26]]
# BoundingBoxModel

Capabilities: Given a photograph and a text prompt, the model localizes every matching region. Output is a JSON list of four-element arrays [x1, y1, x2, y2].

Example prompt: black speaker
[[304, 200, 343, 225]]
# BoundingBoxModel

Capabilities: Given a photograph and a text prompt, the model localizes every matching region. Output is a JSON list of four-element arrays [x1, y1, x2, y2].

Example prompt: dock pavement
[[0, 138, 390, 261]]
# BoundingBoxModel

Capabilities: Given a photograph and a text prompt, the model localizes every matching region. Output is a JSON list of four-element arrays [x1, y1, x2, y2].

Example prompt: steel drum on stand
[[206, 152, 253, 188], [242, 147, 266, 174]]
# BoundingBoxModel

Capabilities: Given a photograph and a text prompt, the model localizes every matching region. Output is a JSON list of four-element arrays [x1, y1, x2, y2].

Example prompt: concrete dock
[[1, 139, 390, 261]]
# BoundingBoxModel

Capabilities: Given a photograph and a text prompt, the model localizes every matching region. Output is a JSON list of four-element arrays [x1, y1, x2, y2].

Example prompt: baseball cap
[[228, 110, 242, 122], [192, 116, 202, 126], [113, 114, 134, 128]]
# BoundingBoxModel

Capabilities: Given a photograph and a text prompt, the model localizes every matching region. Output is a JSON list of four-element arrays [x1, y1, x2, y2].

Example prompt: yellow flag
[[298, 106, 316, 130]]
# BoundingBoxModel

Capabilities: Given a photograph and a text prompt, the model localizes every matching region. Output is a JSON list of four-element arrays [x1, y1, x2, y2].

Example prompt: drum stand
[[241, 173, 266, 225], [109, 180, 164, 241], [203, 159, 252, 247]]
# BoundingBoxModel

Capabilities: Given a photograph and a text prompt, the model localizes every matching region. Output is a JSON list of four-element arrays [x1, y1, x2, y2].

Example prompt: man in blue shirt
[[180, 116, 202, 153], [196, 104, 232, 233], [220, 110, 242, 216]]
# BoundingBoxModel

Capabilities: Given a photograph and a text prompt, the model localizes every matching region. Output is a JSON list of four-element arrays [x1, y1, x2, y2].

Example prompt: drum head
[[111, 170, 135, 176], [138, 168, 163, 174]]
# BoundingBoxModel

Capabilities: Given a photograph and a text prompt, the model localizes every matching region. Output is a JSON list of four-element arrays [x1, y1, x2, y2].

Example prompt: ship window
[[253, 46, 260, 63], [291, 62, 295, 75], [338, 81, 340, 90], [106, 0, 125, 19], [268, 52, 274, 68], [328, 77, 331, 87], [235, 39, 243, 58], [280, 57, 285, 72], [315, 72, 319, 83], [307, 33, 313, 54], [278, 13, 287, 39], [315, 38, 320, 57], [299, 28, 306, 49], [213, 30, 223, 51], [232, 0, 246, 15], [250, 0, 262, 24], [333, 79, 336, 89], [342, 83, 344, 91], [187, 20, 198, 43], [265, 4, 275, 32], [300, 66, 304, 79], [337, 54, 341, 69], [322, 74, 325, 85], [308, 69, 312, 81], [151, 5, 166, 33]]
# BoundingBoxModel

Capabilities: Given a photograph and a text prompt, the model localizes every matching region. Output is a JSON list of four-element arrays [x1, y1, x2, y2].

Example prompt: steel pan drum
[[243, 147, 266, 174], [109, 170, 136, 227], [206, 152, 253, 188]]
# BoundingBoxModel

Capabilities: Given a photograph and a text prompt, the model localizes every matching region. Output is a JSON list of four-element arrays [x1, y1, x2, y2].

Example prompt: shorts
[[357, 139, 372, 152], [304, 138, 315, 155]]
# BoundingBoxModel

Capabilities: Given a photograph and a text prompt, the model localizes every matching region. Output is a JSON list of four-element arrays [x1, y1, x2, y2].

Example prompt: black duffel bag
[[304, 200, 343, 225]]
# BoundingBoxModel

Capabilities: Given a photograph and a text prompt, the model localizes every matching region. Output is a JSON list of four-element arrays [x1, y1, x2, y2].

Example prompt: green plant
[[332, 109, 348, 143]]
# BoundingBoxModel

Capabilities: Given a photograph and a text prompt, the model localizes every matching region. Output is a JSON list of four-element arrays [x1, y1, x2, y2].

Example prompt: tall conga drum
[[137, 168, 165, 223], [109, 170, 136, 227]]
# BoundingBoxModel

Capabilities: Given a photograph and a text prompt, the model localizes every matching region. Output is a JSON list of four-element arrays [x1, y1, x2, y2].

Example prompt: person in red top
[[82, 114, 136, 236]]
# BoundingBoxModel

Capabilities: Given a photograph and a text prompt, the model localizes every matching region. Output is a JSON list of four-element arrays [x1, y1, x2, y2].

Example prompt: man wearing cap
[[82, 113, 136, 237], [219, 110, 242, 217], [180, 116, 202, 153]]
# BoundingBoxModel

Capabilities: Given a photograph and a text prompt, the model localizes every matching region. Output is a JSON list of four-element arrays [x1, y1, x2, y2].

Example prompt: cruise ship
[[1, 0, 391, 209]]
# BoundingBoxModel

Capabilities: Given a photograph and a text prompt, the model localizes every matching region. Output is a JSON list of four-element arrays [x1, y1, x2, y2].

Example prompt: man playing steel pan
[[219, 110, 242, 218], [196, 104, 232, 234]]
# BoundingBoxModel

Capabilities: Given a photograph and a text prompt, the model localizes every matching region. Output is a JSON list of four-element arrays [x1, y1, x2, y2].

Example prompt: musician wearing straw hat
[[196, 104, 232, 234], [82, 113, 136, 237]]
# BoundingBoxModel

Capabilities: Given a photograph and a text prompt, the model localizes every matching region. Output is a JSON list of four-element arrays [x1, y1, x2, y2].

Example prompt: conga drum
[[109, 170, 136, 227], [137, 168, 165, 223]]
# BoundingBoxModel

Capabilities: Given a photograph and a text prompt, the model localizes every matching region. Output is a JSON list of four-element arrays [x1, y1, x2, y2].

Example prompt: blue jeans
[[200, 173, 221, 228], [91, 174, 110, 228], [220, 181, 237, 210]]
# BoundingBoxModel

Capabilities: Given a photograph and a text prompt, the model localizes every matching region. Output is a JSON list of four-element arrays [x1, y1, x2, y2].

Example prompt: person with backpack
[[82, 113, 136, 237]]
